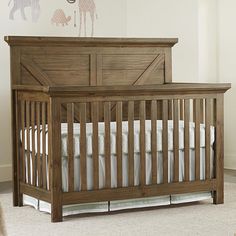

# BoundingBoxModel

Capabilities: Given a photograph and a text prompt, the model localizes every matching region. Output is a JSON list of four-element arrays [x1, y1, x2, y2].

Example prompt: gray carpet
[[0, 183, 236, 236]]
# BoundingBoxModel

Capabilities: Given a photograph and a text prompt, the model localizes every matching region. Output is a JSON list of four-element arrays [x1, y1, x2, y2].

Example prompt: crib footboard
[[12, 83, 230, 222]]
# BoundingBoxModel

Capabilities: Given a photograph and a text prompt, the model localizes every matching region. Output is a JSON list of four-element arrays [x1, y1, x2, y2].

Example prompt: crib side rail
[[15, 90, 51, 204]]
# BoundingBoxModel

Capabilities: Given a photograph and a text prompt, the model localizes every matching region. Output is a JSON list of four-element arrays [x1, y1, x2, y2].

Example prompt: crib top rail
[[5, 36, 178, 47], [12, 83, 231, 97]]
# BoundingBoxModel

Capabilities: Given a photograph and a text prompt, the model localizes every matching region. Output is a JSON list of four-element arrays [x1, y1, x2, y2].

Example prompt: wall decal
[[74, 10, 77, 27], [51, 9, 71, 27], [78, 0, 98, 37], [9, 0, 41, 22]]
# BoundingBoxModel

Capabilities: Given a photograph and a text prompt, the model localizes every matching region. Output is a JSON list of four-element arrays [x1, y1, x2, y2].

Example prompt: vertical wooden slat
[[151, 100, 157, 184], [140, 101, 146, 186], [180, 99, 184, 120], [21, 101, 26, 183], [205, 99, 211, 180], [36, 102, 41, 187], [50, 98, 62, 222], [42, 102, 47, 189], [200, 99, 204, 123], [162, 100, 168, 183], [47, 102, 51, 191], [184, 99, 190, 182], [80, 103, 87, 191], [92, 102, 99, 190], [213, 95, 224, 204], [26, 101, 31, 184], [116, 102, 123, 188], [67, 103, 74, 192], [173, 99, 179, 182], [194, 99, 201, 181], [104, 102, 111, 188], [128, 101, 134, 186], [168, 100, 172, 120], [31, 102, 36, 186]]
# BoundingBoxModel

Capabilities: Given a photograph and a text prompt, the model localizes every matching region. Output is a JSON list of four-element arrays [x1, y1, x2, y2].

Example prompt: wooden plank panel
[[116, 102, 123, 188], [42, 102, 47, 189], [128, 101, 134, 186], [162, 100, 168, 183], [102, 54, 163, 70], [92, 102, 99, 190], [173, 99, 179, 182], [36, 102, 41, 187], [21, 101, 26, 183], [26, 101, 31, 184], [194, 99, 201, 181], [184, 99, 190, 182], [151, 100, 157, 184], [67, 103, 74, 192], [80, 103, 87, 191], [205, 99, 211, 180], [140, 101, 146, 186], [31, 102, 36, 186], [104, 102, 111, 188]]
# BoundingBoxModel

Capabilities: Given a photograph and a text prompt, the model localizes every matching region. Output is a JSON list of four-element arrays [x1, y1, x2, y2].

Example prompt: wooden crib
[[5, 36, 230, 222]]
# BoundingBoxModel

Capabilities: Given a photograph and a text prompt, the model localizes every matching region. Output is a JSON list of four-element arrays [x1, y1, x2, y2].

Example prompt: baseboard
[[224, 154, 236, 170], [0, 165, 12, 182]]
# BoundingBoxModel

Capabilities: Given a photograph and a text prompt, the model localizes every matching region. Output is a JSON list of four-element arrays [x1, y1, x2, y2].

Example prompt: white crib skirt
[[23, 148, 213, 216]]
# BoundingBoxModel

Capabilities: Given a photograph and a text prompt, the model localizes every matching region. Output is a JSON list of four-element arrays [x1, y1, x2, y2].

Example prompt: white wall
[[218, 0, 236, 169]]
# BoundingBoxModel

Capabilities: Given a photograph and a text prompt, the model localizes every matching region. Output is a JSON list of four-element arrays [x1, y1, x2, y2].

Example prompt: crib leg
[[51, 200, 62, 222], [213, 188, 224, 204]]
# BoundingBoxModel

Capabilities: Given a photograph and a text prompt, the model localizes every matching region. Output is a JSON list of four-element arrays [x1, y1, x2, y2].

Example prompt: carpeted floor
[[0, 183, 236, 236]]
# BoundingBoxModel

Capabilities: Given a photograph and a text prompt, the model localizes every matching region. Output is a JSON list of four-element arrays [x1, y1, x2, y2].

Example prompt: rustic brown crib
[[5, 36, 230, 222]]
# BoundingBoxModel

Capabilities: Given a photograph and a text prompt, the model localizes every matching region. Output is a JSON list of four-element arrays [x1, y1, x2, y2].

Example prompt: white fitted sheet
[[22, 120, 215, 156]]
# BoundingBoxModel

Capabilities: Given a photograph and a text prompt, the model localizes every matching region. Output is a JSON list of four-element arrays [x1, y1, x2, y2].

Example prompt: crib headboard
[[5, 36, 178, 87]]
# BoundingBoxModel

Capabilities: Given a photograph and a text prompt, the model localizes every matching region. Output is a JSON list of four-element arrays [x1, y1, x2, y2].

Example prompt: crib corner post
[[213, 94, 224, 204], [49, 97, 63, 222]]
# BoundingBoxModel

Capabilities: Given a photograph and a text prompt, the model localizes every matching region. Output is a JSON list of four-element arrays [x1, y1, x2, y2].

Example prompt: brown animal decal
[[8, 0, 40, 22], [51, 9, 71, 27], [78, 0, 97, 37]]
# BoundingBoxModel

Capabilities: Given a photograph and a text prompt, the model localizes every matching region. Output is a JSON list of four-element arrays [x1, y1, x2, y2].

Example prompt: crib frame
[[5, 36, 230, 222]]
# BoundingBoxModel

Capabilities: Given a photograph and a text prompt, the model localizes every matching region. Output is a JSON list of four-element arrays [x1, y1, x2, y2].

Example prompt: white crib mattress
[[23, 120, 215, 156]]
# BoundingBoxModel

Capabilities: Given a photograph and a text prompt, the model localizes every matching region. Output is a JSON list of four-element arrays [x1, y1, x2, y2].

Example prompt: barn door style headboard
[[5, 36, 178, 120]]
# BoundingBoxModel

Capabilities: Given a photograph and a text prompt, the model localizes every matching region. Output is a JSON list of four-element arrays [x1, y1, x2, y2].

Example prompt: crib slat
[[168, 100, 172, 120], [180, 99, 184, 120], [116, 102, 123, 188], [67, 103, 74, 192], [42, 102, 47, 189], [162, 100, 168, 183], [26, 101, 31, 184], [128, 101, 134, 186], [92, 102, 99, 190], [173, 100, 179, 182], [194, 99, 201, 181], [184, 99, 190, 182], [205, 99, 211, 179], [200, 99, 204, 123], [31, 102, 36, 186], [151, 100, 157, 184], [80, 103, 87, 191], [140, 101, 146, 186], [104, 102, 111, 188], [36, 102, 41, 187], [21, 101, 26, 183], [47, 102, 51, 191]]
